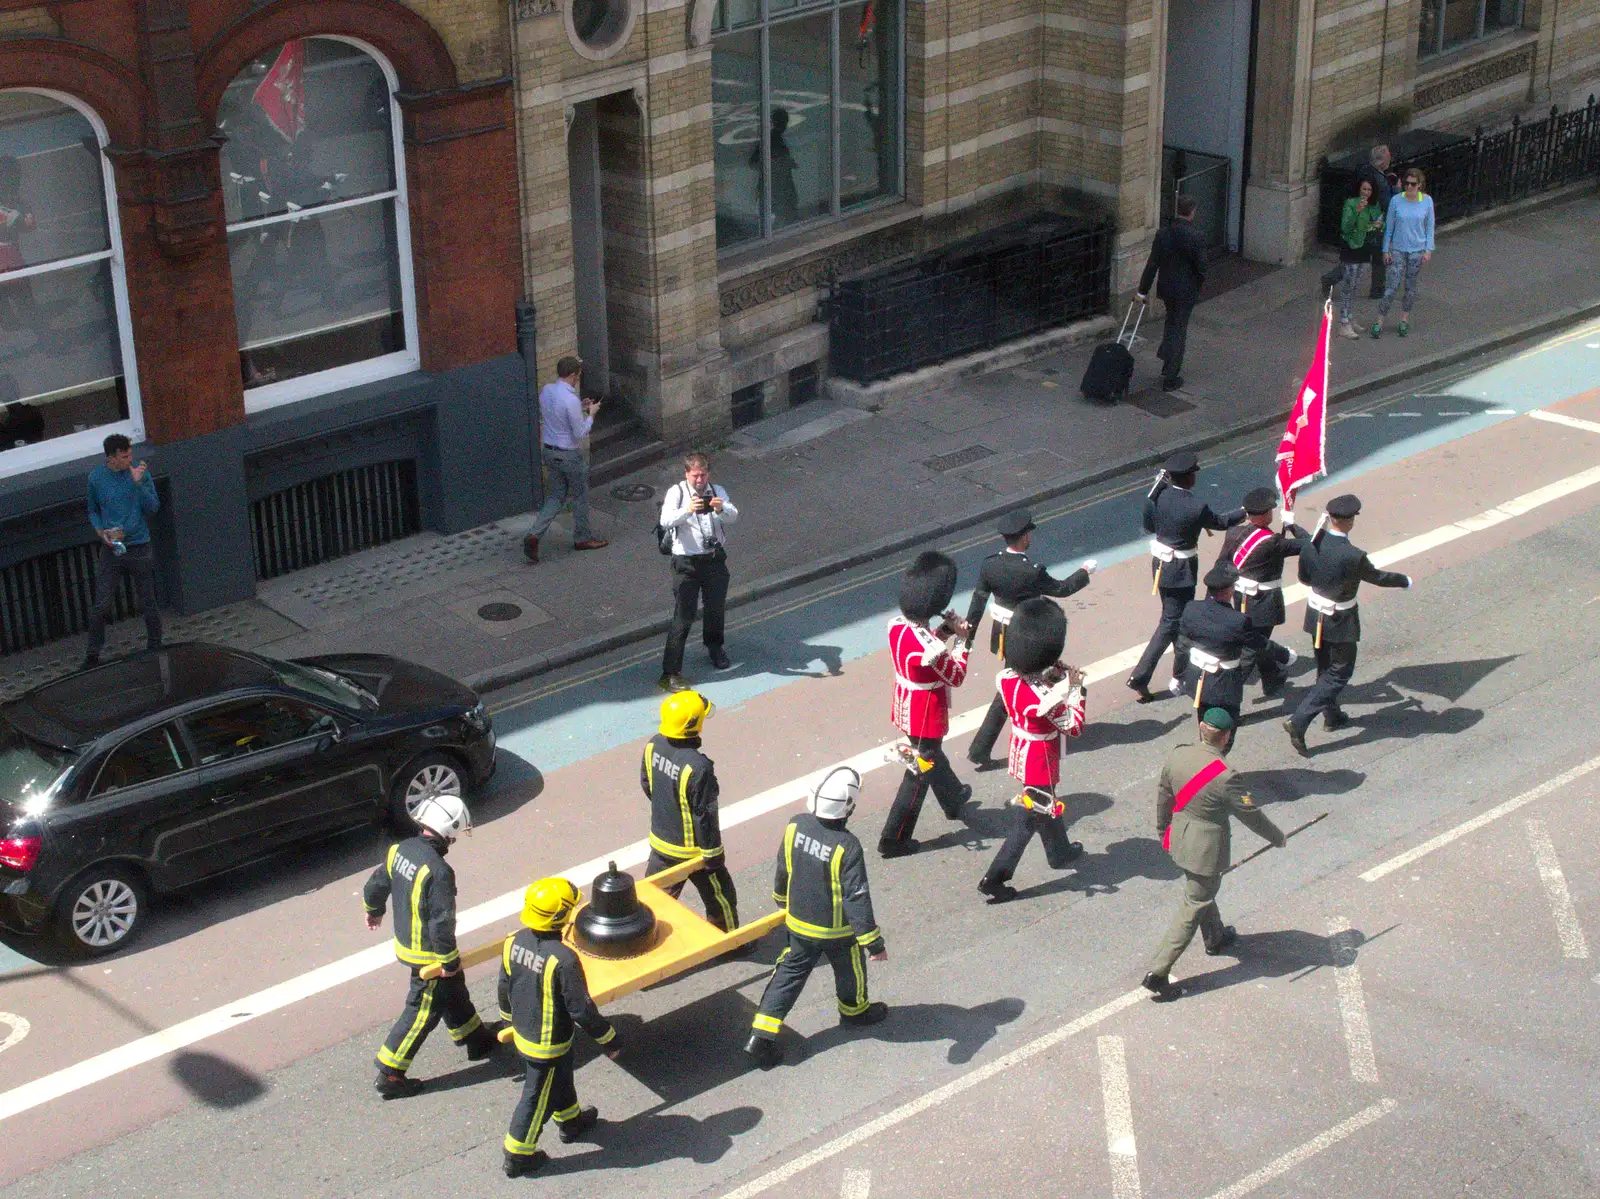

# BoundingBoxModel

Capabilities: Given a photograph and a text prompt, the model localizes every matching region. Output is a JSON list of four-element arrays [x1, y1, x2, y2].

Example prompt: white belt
[[1189, 647, 1241, 674], [1011, 726, 1060, 742], [989, 601, 1015, 625], [895, 674, 943, 692], [1307, 591, 1357, 616], [1152, 541, 1203, 563], [1234, 577, 1281, 596]]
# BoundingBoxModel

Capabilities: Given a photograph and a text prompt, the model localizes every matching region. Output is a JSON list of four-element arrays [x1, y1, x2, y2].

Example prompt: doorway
[[568, 99, 609, 396]]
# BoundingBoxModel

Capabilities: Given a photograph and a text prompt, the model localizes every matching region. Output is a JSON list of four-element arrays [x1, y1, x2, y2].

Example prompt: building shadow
[[798, 996, 1026, 1065]]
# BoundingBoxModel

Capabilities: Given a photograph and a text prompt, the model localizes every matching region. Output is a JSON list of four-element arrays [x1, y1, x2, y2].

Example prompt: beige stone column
[[1241, 0, 1319, 263]]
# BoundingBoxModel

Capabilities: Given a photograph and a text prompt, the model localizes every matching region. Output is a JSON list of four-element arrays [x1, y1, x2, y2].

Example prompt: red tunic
[[1000, 670, 1086, 790], [888, 617, 967, 738]]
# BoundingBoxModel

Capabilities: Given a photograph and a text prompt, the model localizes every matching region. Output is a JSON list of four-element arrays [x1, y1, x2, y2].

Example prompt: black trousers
[[662, 549, 730, 676], [376, 967, 484, 1074], [85, 542, 161, 660], [1129, 584, 1195, 688], [504, 1050, 582, 1157], [1366, 234, 1387, 297], [880, 735, 965, 849], [1241, 633, 1293, 691], [1290, 641, 1358, 732], [750, 932, 870, 1039], [982, 791, 1078, 886], [1157, 297, 1195, 381], [968, 693, 1009, 762], [645, 849, 739, 931]]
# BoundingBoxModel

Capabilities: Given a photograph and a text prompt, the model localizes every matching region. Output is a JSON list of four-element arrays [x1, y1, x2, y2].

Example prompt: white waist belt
[[1011, 725, 1061, 742], [1150, 539, 1199, 562], [1234, 577, 1281, 596], [895, 675, 943, 692], [1189, 648, 1241, 673], [1307, 591, 1358, 616], [989, 601, 1015, 625]]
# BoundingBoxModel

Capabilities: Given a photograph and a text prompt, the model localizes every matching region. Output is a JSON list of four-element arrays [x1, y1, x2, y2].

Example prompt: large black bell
[[573, 862, 658, 958]]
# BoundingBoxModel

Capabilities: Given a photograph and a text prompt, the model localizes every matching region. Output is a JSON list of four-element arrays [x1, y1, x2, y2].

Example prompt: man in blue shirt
[[84, 433, 162, 668], [522, 356, 609, 564]]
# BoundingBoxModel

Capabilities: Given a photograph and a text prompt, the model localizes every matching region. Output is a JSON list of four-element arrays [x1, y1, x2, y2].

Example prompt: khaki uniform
[[1148, 742, 1284, 976]]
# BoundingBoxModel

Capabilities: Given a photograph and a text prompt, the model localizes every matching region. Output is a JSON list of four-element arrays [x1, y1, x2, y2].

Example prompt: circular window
[[565, 0, 636, 58]]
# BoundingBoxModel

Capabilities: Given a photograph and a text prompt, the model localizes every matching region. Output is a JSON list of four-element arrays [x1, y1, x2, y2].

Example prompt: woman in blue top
[[1372, 167, 1434, 338]]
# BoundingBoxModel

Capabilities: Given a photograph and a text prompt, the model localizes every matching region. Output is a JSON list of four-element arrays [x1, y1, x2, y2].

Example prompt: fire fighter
[[1214, 487, 1302, 698], [499, 878, 619, 1178], [745, 767, 888, 1069], [641, 690, 738, 931], [963, 508, 1096, 766], [880, 550, 973, 857], [362, 795, 495, 1099], [977, 597, 1088, 903]]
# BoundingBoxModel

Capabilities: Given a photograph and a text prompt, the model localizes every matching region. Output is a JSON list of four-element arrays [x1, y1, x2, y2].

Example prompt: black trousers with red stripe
[[879, 736, 966, 850]]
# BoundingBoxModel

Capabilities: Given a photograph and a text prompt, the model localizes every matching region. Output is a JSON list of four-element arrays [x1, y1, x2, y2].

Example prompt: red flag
[[1276, 300, 1331, 508], [252, 41, 306, 142]]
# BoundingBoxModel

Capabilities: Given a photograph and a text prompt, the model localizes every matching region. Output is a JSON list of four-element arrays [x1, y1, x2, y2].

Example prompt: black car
[[0, 643, 495, 955]]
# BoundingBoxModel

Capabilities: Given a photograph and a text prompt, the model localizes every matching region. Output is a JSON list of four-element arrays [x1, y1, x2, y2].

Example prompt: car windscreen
[[0, 717, 77, 810], [273, 661, 378, 713]]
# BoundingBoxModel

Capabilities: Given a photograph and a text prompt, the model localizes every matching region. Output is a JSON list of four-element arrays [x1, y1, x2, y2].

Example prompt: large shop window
[[1417, 0, 1522, 57], [712, 0, 902, 249], [0, 91, 140, 475], [218, 38, 418, 408]]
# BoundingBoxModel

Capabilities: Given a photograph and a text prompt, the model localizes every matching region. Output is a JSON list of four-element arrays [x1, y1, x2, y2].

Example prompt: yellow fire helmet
[[522, 878, 580, 932], [659, 689, 715, 739]]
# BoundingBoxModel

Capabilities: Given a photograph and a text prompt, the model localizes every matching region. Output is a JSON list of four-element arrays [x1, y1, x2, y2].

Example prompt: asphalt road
[[2, 321, 1599, 1197]]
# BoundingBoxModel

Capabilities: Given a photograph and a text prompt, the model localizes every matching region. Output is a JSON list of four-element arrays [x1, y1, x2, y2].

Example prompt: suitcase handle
[[1118, 298, 1146, 349]]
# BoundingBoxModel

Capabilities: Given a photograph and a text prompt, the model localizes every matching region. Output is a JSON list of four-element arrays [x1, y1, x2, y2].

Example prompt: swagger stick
[[1224, 811, 1328, 874]]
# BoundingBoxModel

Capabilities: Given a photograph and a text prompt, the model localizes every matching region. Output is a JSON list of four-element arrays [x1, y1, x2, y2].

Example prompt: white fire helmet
[[413, 795, 472, 841], [809, 766, 860, 822]]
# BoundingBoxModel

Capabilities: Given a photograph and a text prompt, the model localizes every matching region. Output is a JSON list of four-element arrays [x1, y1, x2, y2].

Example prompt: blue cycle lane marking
[[490, 322, 1600, 777]]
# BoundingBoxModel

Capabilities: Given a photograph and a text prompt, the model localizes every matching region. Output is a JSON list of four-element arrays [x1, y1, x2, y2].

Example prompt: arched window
[[217, 37, 418, 408], [0, 89, 140, 474]]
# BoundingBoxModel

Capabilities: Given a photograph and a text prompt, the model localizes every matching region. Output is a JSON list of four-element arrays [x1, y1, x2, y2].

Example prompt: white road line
[[1203, 1098, 1398, 1199], [1326, 917, 1380, 1085], [839, 1168, 871, 1199], [717, 989, 1145, 1199], [1486, 408, 1517, 414], [0, 1013, 29, 1056], [1361, 754, 1600, 882], [1525, 819, 1591, 960], [6, 447, 1600, 1126], [1098, 1035, 1143, 1199], [1530, 409, 1600, 435]]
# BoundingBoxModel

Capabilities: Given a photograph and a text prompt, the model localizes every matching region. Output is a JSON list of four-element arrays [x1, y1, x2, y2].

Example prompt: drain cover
[[477, 602, 524, 622], [610, 483, 655, 502]]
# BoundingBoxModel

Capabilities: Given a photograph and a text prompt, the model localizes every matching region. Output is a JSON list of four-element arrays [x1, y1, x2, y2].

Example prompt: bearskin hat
[[898, 551, 958, 622], [1003, 597, 1066, 674]]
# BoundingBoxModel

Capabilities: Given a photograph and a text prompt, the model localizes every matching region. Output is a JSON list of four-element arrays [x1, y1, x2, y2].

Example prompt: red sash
[[1232, 527, 1273, 569], [1162, 757, 1229, 850]]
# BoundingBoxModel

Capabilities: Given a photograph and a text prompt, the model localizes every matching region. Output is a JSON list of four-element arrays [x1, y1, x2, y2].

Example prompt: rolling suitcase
[[1079, 300, 1145, 403]]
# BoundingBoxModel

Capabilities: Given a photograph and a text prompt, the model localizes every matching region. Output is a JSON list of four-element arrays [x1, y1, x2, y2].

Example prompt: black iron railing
[[250, 458, 420, 580], [0, 540, 137, 656], [1319, 96, 1600, 244], [828, 214, 1113, 384]]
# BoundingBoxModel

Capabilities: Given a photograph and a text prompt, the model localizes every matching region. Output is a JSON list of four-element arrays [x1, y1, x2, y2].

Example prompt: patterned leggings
[[1377, 250, 1425, 317], [1336, 262, 1365, 325]]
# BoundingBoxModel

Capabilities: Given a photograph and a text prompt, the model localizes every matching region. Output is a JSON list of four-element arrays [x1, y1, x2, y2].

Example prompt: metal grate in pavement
[[1123, 389, 1197, 418], [923, 444, 996, 472]]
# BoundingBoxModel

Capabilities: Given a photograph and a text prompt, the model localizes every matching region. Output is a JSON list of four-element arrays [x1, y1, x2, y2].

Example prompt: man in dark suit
[[1128, 451, 1246, 702], [1176, 563, 1253, 745], [1284, 494, 1411, 755], [1136, 194, 1206, 391], [963, 509, 1097, 765]]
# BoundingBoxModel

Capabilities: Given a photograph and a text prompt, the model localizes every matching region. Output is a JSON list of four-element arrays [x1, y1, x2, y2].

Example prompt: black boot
[[1141, 972, 1185, 1003], [1204, 926, 1238, 955], [557, 1106, 600, 1143], [373, 1069, 424, 1100], [1283, 718, 1309, 757], [978, 878, 1019, 904], [1323, 709, 1350, 731], [464, 1025, 498, 1061], [502, 1150, 547, 1178], [743, 1034, 783, 1070], [840, 1001, 889, 1027]]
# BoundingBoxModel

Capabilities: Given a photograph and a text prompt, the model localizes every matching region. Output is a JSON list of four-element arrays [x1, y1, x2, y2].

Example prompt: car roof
[[3, 644, 279, 747]]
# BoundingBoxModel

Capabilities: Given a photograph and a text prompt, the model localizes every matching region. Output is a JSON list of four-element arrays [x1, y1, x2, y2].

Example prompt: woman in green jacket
[[1336, 178, 1380, 339]]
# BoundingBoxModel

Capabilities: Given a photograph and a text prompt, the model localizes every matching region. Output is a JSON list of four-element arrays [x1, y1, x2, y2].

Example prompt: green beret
[[1200, 707, 1235, 730]]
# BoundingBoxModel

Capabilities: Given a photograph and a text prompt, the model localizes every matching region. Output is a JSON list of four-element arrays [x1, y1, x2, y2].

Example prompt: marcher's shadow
[[1232, 767, 1366, 806], [533, 1105, 763, 1176], [584, 993, 767, 1106], [798, 997, 1025, 1065], [915, 792, 1114, 855], [1308, 698, 1482, 756], [1179, 923, 1392, 997], [1072, 714, 1191, 751], [1283, 656, 1513, 757], [710, 635, 846, 683], [1007, 835, 1181, 903]]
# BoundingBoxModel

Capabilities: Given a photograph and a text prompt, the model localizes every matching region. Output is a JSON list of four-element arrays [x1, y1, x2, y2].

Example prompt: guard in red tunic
[[978, 598, 1087, 902], [879, 551, 973, 857]]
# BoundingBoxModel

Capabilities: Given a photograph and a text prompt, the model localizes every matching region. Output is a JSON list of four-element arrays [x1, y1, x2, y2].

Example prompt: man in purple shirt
[[523, 356, 609, 563]]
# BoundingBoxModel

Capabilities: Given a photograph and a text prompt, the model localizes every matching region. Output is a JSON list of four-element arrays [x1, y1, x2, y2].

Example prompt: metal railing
[[1319, 96, 1600, 243], [249, 458, 420, 580], [827, 214, 1113, 384], [0, 540, 137, 656]]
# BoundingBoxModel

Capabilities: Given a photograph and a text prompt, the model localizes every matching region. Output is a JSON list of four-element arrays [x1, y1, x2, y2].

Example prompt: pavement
[[3, 314, 1600, 1196], [4, 187, 1597, 703]]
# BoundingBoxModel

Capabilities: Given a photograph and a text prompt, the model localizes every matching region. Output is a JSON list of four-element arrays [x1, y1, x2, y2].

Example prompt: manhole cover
[[610, 483, 656, 502], [923, 444, 996, 472], [477, 602, 524, 622]]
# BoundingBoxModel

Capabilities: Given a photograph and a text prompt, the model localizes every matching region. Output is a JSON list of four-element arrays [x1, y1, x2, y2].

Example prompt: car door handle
[[210, 792, 245, 805]]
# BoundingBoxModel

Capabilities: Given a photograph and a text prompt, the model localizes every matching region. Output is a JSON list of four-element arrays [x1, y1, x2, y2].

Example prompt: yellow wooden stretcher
[[419, 855, 784, 1042]]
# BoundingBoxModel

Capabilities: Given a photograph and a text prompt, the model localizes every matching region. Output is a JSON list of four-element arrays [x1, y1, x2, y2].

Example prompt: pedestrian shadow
[[1232, 767, 1366, 806], [700, 634, 846, 683], [798, 997, 1026, 1065], [533, 1105, 763, 1176], [1006, 834, 1182, 903]]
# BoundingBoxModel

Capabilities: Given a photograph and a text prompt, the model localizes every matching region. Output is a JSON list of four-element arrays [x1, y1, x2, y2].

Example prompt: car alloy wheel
[[403, 760, 463, 820], [68, 875, 141, 951]]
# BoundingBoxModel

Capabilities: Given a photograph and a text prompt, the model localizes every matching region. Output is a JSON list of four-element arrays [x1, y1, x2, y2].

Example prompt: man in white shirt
[[523, 355, 608, 563], [658, 452, 738, 691]]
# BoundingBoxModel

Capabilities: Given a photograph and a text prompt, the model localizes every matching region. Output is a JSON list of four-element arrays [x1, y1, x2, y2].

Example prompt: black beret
[[997, 509, 1036, 538], [1164, 451, 1198, 474], [1243, 487, 1277, 513], [1326, 494, 1362, 518], [1204, 563, 1240, 589]]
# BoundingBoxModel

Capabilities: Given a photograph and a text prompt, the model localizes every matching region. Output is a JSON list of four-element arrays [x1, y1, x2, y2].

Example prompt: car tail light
[[0, 835, 40, 873]]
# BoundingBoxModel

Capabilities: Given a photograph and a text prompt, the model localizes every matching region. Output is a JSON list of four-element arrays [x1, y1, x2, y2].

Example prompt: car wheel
[[389, 752, 465, 830], [55, 865, 148, 956]]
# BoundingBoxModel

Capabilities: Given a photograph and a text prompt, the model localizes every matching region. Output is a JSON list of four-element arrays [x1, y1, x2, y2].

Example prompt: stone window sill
[[1415, 27, 1537, 84], [717, 200, 919, 286]]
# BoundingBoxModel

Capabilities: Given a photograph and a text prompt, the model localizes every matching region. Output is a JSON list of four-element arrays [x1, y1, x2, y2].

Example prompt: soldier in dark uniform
[[1142, 709, 1285, 1002], [641, 689, 738, 930], [1284, 494, 1411, 755], [745, 768, 887, 1069], [1176, 563, 1252, 745], [1214, 487, 1303, 698], [964, 508, 1097, 765], [1127, 451, 1247, 702]]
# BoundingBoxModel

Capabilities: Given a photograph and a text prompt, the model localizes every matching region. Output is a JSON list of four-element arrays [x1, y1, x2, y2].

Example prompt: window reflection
[[714, 29, 764, 247]]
